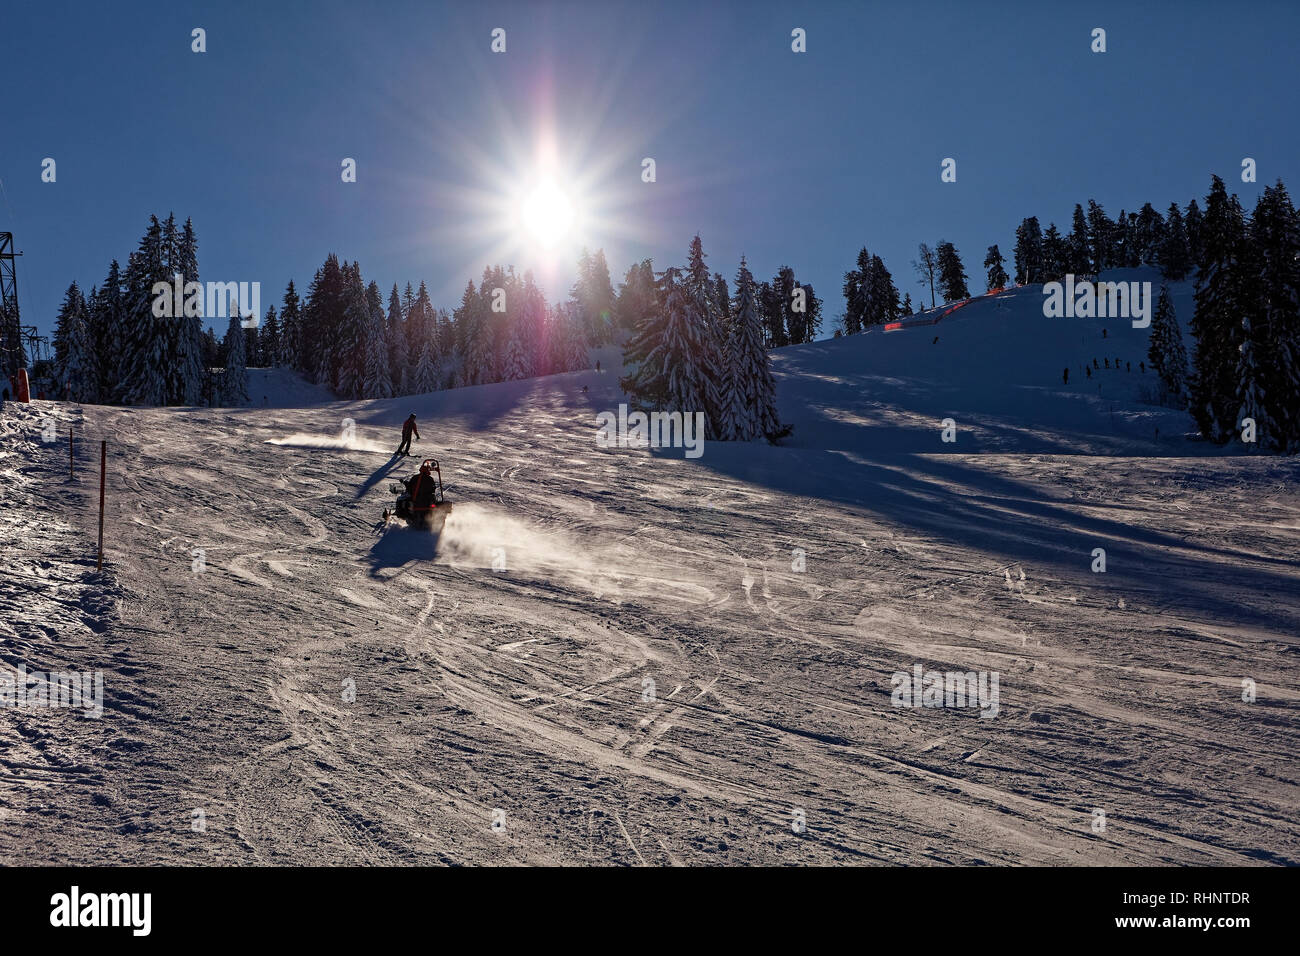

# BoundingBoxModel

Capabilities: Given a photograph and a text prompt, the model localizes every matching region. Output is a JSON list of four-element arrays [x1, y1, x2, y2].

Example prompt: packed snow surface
[[3, 273, 1298, 865]]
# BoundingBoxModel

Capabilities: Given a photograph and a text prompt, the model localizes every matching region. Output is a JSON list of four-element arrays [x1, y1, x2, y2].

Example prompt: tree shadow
[[695, 442, 1300, 636]]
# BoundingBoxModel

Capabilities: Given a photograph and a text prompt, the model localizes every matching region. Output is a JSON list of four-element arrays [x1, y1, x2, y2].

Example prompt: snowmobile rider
[[396, 413, 420, 456], [402, 462, 436, 511]]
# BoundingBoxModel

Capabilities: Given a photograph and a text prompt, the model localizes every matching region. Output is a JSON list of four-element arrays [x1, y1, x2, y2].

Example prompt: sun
[[518, 178, 576, 250]]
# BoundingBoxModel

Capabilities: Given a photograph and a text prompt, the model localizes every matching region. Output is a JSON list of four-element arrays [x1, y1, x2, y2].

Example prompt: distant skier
[[1063, 367, 1069, 385], [595, 359, 601, 373], [1140, 361, 1146, 374], [1102, 328, 1108, 339], [1086, 366, 1092, 379], [396, 413, 420, 456], [1093, 358, 1099, 369], [1126, 361, 1131, 372], [1104, 358, 1110, 369], [932, 336, 940, 345]]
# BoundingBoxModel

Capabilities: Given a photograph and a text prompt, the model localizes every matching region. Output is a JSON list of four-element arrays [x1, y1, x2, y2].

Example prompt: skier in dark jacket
[[396, 413, 419, 456]]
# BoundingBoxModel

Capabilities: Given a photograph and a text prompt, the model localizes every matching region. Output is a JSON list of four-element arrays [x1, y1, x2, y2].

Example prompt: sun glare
[[519, 178, 576, 249]]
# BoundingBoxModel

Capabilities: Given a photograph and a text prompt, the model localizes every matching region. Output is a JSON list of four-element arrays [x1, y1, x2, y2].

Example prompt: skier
[[1086, 366, 1092, 379], [396, 413, 419, 456], [1063, 367, 1069, 385], [595, 359, 601, 373]]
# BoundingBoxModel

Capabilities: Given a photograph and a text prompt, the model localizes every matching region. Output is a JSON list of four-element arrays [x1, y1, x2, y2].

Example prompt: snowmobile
[[383, 458, 452, 532]]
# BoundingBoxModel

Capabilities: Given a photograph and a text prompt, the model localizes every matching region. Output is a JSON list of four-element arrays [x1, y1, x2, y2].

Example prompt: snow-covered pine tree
[[723, 257, 781, 441], [587, 249, 616, 346], [119, 216, 171, 406], [1042, 224, 1068, 283], [1235, 314, 1270, 451], [452, 280, 479, 386], [792, 282, 821, 343], [362, 281, 393, 400], [561, 302, 590, 371], [842, 247, 869, 334], [1147, 285, 1189, 407], [334, 264, 369, 399], [220, 313, 249, 406], [277, 280, 301, 372], [62, 292, 93, 403], [411, 336, 439, 393], [502, 318, 531, 380], [621, 267, 703, 416], [386, 284, 407, 395], [1068, 204, 1092, 274], [1013, 217, 1043, 285], [1086, 200, 1115, 271], [1184, 199, 1205, 270], [1159, 203, 1192, 280], [902, 292, 913, 315], [260, 306, 280, 367], [614, 260, 657, 334], [1248, 180, 1300, 452], [53, 283, 91, 400], [1112, 209, 1130, 269], [1191, 176, 1250, 442], [984, 245, 1008, 291], [872, 256, 899, 324], [683, 237, 727, 435], [520, 274, 548, 377], [86, 260, 125, 404], [712, 272, 731, 339], [1135, 203, 1166, 266], [1124, 211, 1142, 267], [466, 275, 499, 386], [52, 282, 80, 375], [170, 216, 205, 406], [935, 241, 969, 302], [305, 255, 347, 386]]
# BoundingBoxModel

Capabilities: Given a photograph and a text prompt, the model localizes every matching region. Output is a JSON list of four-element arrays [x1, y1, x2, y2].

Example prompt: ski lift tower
[[0, 232, 26, 379]]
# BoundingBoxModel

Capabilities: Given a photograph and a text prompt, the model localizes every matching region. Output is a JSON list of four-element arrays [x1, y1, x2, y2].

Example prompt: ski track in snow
[[4, 297, 1300, 865]]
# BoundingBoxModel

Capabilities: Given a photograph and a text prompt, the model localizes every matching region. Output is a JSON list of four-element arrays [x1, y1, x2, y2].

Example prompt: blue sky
[[3, 0, 1298, 341]]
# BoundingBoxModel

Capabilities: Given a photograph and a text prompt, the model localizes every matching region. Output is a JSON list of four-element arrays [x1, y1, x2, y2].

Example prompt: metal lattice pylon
[[0, 232, 26, 378]]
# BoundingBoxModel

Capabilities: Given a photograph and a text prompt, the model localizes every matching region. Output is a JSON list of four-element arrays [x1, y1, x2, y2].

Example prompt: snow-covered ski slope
[[3, 270, 1298, 865]]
